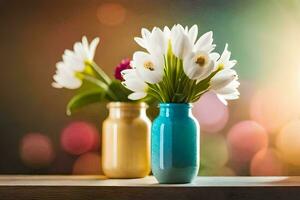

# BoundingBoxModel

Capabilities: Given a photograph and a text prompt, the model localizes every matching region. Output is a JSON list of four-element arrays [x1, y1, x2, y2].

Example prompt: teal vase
[[151, 103, 200, 184]]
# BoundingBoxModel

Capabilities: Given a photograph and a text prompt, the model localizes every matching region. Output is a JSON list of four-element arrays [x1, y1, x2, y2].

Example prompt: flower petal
[[81, 36, 89, 55], [217, 43, 237, 69], [89, 37, 100, 60], [210, 69, 237, 90], [53, 73, 82, 89], [163, 26, 171, 38], [141, 28, 151, 38], [183, 51, 214, 80], [51, 82, 63, 88], [210, 52, 220, 62], [128, 92, 147, 100], [171, 28, 192, 59], [196, 60, 215, 81], [148, 27, 167, 56], [132, 51, 163, 84], [217, 86, 238, 95], [216, 94, 228, 105], [134, 37, 146, 48], [122, 79, 147, 92], [188, 25, 198, 44], [194, 31, 213, 52]]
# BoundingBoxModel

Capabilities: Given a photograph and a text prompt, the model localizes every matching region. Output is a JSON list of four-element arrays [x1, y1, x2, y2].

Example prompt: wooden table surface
[[0, 175, 300, 200]]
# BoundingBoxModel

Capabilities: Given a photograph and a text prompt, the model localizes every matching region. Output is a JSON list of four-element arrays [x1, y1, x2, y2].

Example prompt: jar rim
[[107, 102, 148, 109], [158, 103, 193, 108]]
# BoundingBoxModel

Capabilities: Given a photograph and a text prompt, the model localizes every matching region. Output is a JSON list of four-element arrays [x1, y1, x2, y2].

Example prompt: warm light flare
[[200, 133, 229, 168], [73, 152, 103, 175], [276, 119, 300, 166], [227, 120, 268, 164], [97, 3, 126, 26], [20, 133, 55, 168], [193, 91, 229, 133], [250, 148, 285, 176], [61, 121, 100, 155]]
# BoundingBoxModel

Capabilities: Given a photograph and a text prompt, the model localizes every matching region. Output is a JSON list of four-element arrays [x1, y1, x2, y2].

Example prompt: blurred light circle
[[227, 120, 268, 164], [276, 120, 300, 166], [250, 148, 285, 176], [50, 151, 76, 174], [73, 152, 103, 175], [97, 3, 126, 26], [250, 88, 295, 133], [61, 121, 100, 155], [199, 166, 235, 176], [201, 133, 229, 168], [20, 133, 55, 168], [193, 91, 229, 133]]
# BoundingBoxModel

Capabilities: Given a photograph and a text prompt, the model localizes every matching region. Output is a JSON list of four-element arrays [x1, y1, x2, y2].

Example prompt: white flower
[[194, 31, 216, 53], [63, 36, 99, 71], [134, 28, 151, 49], [180, 28, 218, 80], [121, 69, 148, 100], [130, 24, 239, 104], [183, 51, 219, 80], [170, 24, 193, 59], [52, 62, 82, 89], [52, 36, 100, 89], [185, 24, 198, 45], [131, 51, 164, 84], [215, 80, 240, 105], [134, 27, 168, 56], [216, 43, 237, 69], [170, 24, 198, 54], [210, 69, 240, 105], [163, 26, 171, 39], [210, 69, 237, 90]]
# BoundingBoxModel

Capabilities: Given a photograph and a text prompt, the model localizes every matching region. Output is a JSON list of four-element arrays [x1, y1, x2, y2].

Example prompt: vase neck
[[159, 103, 192, 117], [107, 102, 148, 119]]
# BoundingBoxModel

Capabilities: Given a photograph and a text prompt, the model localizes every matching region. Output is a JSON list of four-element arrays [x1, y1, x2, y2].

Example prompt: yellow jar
[[102, 102, 151, 178]]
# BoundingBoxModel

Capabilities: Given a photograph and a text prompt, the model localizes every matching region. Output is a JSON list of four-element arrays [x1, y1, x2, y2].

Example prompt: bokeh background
[[1, 0, 300, 175]]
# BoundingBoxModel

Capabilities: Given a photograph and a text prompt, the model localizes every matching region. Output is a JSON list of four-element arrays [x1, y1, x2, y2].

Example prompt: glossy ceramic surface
[[151, 103, 200, 183], [102, 102, 151, 178]]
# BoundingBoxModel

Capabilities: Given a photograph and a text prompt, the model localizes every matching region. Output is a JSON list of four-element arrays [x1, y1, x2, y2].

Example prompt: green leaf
[[143, 95, 158, 106], [66, 89, 105, 116], [107, 80, 132, 102]]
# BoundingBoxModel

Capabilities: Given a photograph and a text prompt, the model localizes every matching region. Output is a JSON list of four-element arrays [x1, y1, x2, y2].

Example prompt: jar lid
[[107, 102, 148, 109]]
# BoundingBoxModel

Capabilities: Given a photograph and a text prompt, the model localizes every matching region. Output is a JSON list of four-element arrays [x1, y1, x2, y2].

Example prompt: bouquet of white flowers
[[122, 24, 239, 105], [52, 36, 134, 115]]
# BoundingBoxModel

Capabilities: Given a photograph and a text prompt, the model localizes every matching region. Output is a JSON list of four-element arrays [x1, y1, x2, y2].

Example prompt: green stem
[[147, 87, 163, 102], [82, 75, 117, 100], [163, 56, 172, 101], [87, 61, 112, 85], [191, 89, 209, 102], [148, 84, 164, 101], [154, 84, 167, 102], [172, 57, 183, 102], [187, 80, 196, 102]]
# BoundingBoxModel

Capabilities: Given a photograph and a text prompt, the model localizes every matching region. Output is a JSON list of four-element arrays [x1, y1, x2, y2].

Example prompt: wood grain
[[0, 176, 300, 200]]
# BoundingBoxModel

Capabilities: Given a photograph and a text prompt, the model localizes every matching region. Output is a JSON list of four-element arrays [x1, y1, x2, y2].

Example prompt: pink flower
[[114, 58, 132, 81]]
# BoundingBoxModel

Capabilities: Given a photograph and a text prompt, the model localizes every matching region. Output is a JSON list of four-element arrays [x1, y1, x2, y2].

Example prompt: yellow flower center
[[85, 65, 95, 75], [218, 63, 225, 70], [75, 60, 95, 79], [75, 72, 84, 79], [144, 61, 155, 71], [195, 55, 207, 67]]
